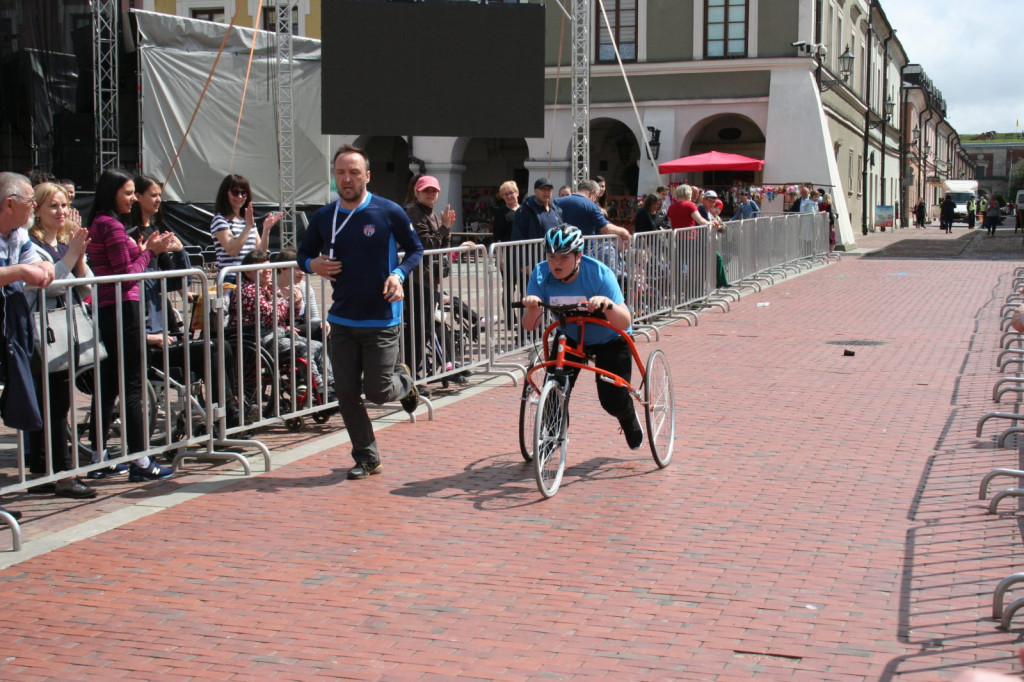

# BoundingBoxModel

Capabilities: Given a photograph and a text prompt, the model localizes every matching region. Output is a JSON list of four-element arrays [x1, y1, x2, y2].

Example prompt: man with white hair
[[0, 171, 56, 521]]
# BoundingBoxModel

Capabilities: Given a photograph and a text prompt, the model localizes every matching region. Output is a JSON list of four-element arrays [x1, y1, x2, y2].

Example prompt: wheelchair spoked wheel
[[238, 341, 276, 425], [518, 379, 539, 462], [517, 348, 543, 462], [533, 378, 569, 498], [643, 348, 675, 468]]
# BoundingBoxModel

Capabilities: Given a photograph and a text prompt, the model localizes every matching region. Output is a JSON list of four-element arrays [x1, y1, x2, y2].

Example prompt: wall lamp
[[818, 45, 854, 92], [646, 126, 661, 161], [867, 96, 895, 129]]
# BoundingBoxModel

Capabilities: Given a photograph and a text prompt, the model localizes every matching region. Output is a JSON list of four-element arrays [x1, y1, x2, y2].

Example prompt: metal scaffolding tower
[[276, 1, 297, 247], [570, 0, 590, 190], [93, 0, 120, 175]]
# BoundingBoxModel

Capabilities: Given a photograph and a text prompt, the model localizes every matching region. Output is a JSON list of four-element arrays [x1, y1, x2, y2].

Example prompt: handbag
[[33, 303, 108, 374]]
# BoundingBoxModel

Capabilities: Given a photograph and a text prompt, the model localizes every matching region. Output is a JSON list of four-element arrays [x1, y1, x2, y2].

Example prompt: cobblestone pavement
[[2, 224, 1024, 680]]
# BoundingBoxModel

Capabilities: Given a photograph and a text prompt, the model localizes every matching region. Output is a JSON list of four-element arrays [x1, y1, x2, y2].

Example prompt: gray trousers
[[328, 323, 413, 464]]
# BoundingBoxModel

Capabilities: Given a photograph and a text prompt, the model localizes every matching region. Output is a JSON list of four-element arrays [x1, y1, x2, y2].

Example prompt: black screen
[[321, 0, 545, 138]]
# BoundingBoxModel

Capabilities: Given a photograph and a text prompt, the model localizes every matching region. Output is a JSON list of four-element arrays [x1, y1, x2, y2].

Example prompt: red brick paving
[[1, 227, 1024, 679]]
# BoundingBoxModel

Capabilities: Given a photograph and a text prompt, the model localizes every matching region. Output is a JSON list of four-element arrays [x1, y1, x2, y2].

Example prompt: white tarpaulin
[[135, 10, 329, 205]]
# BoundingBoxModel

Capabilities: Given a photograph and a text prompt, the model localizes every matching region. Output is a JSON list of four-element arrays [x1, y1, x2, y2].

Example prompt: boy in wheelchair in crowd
[[233, 250, 333, 408], [520, 224, 644, 450]]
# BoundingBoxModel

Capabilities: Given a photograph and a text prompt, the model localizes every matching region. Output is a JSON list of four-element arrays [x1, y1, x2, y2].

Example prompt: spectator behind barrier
[[24, 182, 95, 499], [85, 168, 176, 483], [235, 250, 330, 397], [271, 247, 322, 339], [633, 193, 663, 234], [210, 174, 282, 276]]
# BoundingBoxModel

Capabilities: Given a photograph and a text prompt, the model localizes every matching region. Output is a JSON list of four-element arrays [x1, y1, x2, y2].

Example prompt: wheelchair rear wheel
[[643, 348, 675, 468]]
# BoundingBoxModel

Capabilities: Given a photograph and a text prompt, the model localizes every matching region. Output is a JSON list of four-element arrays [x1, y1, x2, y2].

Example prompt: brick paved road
[[2, 226, 1024, 680]]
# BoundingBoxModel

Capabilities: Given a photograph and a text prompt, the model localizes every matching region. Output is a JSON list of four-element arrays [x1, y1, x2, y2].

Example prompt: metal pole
[[860, 0, 878, 236], [570, 0, 590, 190], [879, 34, 892, 220], [277, 1, 297, 248], [93, 0, 120, 176]]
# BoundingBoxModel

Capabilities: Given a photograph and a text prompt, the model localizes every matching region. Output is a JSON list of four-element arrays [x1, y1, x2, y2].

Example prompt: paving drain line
[[825, 339, 888, 346]]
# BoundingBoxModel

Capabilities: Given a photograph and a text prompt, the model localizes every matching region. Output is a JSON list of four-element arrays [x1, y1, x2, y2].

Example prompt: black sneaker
[[347, 461, 382, 480], [621, 413, 644, 450], [396, 363, 419, 414], [55, 477, 98, 499], [128, 463, 174, 482]]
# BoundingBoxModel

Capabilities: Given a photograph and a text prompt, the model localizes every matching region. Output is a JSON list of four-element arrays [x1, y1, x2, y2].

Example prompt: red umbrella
[[658, 150, 764, 174]]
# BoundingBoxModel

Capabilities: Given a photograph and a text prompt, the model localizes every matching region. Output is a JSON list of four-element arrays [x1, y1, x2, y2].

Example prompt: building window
[[262, 4, 299, 34], [705, 0, 747, 59], [191, 8, 226, 23], [596, 0, 637, 63]]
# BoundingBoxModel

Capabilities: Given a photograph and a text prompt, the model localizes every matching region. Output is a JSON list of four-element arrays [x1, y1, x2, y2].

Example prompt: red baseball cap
[[415, 176, 441, 192]]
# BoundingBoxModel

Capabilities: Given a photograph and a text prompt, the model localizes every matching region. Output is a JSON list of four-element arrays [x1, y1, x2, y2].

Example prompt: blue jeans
[[328, 323, 413, 464]]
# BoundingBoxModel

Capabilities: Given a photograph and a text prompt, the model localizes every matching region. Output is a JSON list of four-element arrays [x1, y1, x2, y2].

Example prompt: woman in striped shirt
[[210, 174, 282, 276]]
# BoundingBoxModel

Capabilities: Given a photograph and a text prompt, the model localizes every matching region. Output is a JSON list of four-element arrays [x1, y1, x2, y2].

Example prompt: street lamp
[[867, 96, 895, 129], [818, 45, 854, 92]]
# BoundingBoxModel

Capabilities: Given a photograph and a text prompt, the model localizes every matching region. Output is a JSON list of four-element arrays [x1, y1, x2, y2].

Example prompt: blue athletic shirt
[[297, 193, 423, 328], [552, 194, 608, 236], [526, 254, 630, 346]]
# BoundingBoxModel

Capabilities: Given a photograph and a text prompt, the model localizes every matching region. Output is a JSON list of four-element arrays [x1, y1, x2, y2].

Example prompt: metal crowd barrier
[[487, 236, 547, 365], [1, 269, 271, 550], [624, 229, 676, 327], [401, 244, 505, 390], [716, 212, 834, 291]]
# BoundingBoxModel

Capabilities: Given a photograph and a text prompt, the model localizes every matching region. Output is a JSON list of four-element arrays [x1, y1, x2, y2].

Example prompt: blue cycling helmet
[[544, 224, 584, 255]]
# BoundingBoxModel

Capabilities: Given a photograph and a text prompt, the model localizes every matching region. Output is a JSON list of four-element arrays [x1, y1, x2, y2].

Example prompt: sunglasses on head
[[230, 189, 248, 198]]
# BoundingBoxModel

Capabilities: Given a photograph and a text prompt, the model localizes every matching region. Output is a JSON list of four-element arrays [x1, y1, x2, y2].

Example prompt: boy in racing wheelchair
[[520, 223, 644, 450]]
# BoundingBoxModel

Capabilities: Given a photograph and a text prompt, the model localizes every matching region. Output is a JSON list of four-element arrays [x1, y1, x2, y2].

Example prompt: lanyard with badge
[[328, 200, 358, 260]]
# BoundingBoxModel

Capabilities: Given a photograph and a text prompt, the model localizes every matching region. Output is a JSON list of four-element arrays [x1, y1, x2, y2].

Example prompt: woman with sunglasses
[[210, 174, 282, 276]]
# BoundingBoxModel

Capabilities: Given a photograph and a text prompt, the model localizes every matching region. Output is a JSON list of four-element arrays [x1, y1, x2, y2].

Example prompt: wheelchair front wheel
[[534, 379, 569, 498]]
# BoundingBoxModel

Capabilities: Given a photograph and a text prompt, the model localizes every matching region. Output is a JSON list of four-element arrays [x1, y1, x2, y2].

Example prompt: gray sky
[[880, 0, 1023, 135]]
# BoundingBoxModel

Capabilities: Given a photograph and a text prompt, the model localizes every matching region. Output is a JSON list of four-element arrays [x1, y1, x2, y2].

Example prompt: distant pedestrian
[[730, 190, 760, 221], [819, 192, 836, 250], [914, 199, 926, 228], [985, 195, 1002, 236], [940, 194, 955, 233]]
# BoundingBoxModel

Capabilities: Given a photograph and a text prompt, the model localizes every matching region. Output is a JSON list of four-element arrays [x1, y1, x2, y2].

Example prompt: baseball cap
[[704, 190, 718, 199], [534, 177, 553, 190], [415, 176, 441, 192]]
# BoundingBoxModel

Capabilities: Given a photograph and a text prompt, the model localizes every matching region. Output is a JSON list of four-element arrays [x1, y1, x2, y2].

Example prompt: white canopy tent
[[134, 10, 330, 206]]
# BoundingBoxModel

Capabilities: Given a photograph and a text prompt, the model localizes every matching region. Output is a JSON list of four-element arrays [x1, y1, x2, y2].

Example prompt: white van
[[942, 179, 979, 223]]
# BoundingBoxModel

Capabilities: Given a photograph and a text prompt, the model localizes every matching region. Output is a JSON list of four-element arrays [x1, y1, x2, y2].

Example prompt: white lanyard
[[329, 194, 370, 259]]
